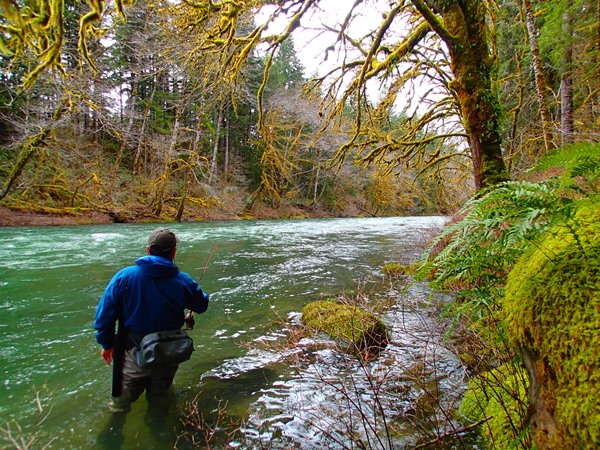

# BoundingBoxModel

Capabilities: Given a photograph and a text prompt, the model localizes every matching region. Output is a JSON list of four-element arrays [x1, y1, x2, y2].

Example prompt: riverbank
[[0, 206, 111, 226], [0, 202, 371, 227]]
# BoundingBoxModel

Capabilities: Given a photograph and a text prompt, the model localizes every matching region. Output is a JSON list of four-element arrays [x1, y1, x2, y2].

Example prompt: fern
[[534, 141, 600, 194], [420, 142, 600, 310], [419, 180, 566, 302]]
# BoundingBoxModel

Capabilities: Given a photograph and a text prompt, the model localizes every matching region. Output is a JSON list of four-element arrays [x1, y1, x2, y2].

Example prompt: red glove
[[101, 348, 114, 365], [184, 311, 195, 330]]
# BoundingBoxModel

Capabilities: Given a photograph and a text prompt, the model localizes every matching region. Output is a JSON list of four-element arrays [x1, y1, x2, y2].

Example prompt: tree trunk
[[523, 0, 554, 152], [313, 164, 320, 204], [192, 129, 201, 155], [210, 102, 223, 181], [152, 110, 181, 217], [422, 1, 510, 190], [91, 78, 99, 142], [112, 72, 139, 185], [133, 81, 157, 176], [224, 111, 230, 182], [560, 7, 574, 146], [175, 173, 189, 222], [507, 53, 526, 173], [521, 346, 559, 448]]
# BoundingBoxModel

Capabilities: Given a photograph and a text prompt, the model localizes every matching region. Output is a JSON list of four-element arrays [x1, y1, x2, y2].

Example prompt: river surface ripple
[[0, 216, 469, 449]]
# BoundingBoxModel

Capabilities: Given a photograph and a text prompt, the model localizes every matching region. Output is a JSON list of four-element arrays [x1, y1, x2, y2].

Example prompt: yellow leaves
[[250, 103, 311, 206], [256, 138, 295, 206], [366, 165, 397, 210]]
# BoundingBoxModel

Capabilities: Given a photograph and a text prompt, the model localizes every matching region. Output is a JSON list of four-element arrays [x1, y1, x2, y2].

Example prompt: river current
[[0, 216, 468, 449]]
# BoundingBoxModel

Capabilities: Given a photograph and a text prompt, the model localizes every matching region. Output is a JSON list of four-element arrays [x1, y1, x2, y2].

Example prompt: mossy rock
[[301, 300, 389, 358], [459, 363, 531, 449], [381, 262, 416, 277], [503, 202, 600, 449]]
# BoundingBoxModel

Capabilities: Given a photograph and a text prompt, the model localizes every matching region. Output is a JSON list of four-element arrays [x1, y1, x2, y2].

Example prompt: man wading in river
[[94, 228, 209, 418]]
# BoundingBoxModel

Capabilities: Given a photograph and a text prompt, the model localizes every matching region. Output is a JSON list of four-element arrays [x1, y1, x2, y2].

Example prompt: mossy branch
[[1, 99, 68, 200], [78, 0, 105, 74], [2, 0, 130, 86], [70, 173, 99, 207], [410, 0, 456, 44]]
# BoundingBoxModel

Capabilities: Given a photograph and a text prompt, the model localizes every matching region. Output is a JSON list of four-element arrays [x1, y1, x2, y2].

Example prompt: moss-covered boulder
[[503, 203, 600, 449], [459, 363, 531, 449], [381, 262, 416, 277], [301, 300, 389, 358]]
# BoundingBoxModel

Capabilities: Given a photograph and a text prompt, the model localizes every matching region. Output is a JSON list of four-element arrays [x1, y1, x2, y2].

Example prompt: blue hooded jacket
[[94, 255, 209, 349]]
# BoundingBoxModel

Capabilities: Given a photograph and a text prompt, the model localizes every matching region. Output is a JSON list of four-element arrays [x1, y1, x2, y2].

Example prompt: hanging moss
[[503, 201, 600, 448], [301, 300, 389, 359], [459, 363, 531, 449]]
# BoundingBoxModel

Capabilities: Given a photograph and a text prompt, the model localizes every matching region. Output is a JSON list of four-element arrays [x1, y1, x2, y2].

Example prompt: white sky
[[255, 1, 450, 118], [256, 0, 390, 78]]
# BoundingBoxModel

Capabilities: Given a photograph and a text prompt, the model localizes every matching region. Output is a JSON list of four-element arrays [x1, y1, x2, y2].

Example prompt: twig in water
[[411, 416, 491, 449]]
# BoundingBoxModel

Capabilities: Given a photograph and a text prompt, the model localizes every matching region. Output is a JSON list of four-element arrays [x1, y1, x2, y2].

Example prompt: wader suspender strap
[[111, 293, 126, 398]]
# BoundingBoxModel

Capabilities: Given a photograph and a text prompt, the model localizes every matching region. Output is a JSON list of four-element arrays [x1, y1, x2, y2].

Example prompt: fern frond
[[418, 179, 569, 306], [534, 141, 600, 194]]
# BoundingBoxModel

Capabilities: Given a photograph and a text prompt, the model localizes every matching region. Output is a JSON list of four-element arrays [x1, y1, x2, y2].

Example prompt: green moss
[[460, 363, 531, 449], [504, 202, 600, 448], [301, 300, 389, 358], [381, 262, 416, 276]]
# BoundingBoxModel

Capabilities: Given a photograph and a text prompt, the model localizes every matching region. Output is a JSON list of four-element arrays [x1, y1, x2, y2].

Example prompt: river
[[0, 216, 469, 449]]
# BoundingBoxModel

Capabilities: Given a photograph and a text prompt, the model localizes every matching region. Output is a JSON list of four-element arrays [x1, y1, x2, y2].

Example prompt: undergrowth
[[416, 141, 600, 448]]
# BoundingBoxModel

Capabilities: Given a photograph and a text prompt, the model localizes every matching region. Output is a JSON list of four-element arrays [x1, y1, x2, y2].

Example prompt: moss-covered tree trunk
[[133, 81, 157, 176], [504, 204, 600, 449], [442, 3, 510, 190], [0, 99, 68, 201], [523, 0, 555, 152], [210, 101, 223, 182], [413, 1, 510, 191]]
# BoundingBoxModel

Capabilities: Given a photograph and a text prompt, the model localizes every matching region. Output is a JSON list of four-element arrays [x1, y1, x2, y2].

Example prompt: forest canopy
[[0, 0, 598, 222]]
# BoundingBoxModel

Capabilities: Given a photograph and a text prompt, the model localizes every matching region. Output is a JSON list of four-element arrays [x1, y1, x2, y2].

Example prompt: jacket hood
[[135, 255, 179, 278]]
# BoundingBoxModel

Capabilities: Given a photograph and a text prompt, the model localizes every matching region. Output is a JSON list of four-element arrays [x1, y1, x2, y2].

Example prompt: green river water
[[0, 216, 461, 449]]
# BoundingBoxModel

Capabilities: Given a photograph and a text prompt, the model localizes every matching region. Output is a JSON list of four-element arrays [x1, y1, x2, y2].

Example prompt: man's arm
[[190, 288, 209, 314], [94, 273, 122, 350], [181, 272, 209, 314]]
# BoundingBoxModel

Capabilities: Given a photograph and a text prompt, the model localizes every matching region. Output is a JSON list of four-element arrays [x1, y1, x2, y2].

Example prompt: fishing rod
[[185, 244, 219, 330], [200, 244, 219, 281]]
